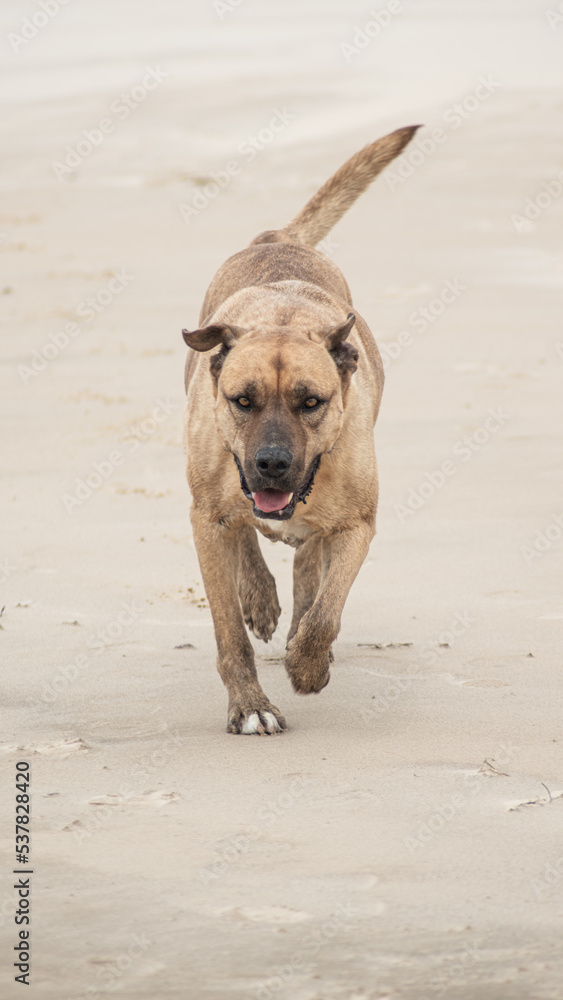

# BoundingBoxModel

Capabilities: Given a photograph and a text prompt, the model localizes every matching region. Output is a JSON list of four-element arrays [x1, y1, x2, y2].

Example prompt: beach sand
[[1, 1, 563, 996]]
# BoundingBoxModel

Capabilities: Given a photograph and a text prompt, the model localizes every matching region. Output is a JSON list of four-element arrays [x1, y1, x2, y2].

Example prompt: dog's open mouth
[[252, 489, 293, 514], [234, 455, 321, 521]]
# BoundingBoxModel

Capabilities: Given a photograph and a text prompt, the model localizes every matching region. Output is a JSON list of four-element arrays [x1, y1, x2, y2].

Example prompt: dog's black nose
[[255, 446, 293, 478]]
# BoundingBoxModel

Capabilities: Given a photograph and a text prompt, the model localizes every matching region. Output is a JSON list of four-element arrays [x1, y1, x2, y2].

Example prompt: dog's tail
[[281, 125, 420, 248]]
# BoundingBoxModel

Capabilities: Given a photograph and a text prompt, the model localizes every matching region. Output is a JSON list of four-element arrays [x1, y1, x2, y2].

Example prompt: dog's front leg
[[236, 525, 281, 642], [287, 535, 322, 645], [285, 521, 374, 694], [191, 507, 286, 734]]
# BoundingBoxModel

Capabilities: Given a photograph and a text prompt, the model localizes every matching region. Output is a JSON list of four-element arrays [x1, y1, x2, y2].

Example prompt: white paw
[[241, 711, 283, 735]]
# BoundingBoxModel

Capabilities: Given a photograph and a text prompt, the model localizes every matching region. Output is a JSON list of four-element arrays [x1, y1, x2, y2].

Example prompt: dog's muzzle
[[234, 454, 321, 521]]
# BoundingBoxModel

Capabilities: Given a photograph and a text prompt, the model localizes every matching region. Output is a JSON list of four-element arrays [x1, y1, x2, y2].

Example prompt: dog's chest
[[253, 514, 312, 548]]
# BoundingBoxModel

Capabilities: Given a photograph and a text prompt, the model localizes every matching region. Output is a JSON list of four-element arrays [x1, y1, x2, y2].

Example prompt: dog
[[183, 125, 419, 734]]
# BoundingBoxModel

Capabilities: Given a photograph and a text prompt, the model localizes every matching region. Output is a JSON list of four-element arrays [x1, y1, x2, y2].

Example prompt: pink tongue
[[252, 490, 291, 513]]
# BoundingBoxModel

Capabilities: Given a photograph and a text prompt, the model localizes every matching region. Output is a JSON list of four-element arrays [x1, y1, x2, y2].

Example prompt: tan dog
[[183, 125, 418, 734]]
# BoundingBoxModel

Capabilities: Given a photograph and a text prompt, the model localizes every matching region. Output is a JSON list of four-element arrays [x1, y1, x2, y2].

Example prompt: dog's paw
[[285, 637, 331, 695], [227, 701, 287, 736], [240, 583, 281, 643]]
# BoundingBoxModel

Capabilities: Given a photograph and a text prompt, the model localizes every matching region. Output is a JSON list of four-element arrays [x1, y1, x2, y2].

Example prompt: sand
[[1, 1, 563, 997]]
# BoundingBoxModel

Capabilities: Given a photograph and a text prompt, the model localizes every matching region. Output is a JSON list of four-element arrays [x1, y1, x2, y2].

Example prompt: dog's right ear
[[182, 323, 245, 352], [182, 323, 246, 383]]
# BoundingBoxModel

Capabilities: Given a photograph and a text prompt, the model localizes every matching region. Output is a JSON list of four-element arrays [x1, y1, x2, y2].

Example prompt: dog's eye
[[303, 397, 321, 410], [234, 396, 251, 409]]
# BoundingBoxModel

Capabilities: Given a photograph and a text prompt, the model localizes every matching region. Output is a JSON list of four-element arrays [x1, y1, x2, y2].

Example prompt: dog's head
[[183, 314, 358, 520]]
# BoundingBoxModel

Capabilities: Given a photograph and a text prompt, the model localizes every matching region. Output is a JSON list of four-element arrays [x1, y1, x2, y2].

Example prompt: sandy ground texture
[[1, 1, 563, 997]]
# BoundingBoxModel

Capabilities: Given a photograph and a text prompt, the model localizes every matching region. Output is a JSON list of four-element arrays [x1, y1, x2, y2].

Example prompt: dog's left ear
[[182, 323, 246, 352], [324, 313, 359, 376]]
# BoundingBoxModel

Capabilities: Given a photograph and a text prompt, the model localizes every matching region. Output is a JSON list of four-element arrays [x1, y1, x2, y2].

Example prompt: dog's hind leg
[[191, 507, 286, 735], [236, 525, 281, 642], [287, 536, 322, 646]]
